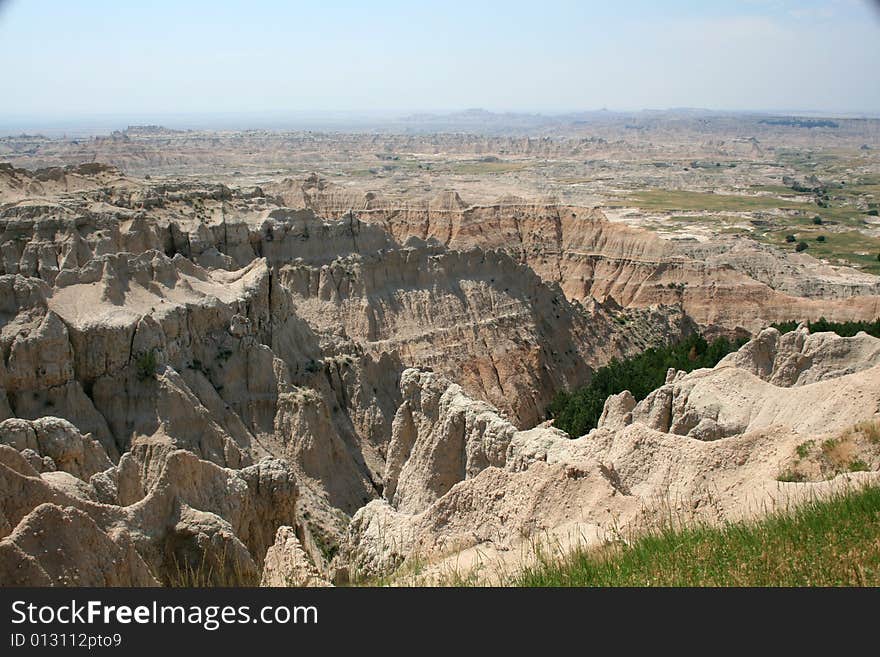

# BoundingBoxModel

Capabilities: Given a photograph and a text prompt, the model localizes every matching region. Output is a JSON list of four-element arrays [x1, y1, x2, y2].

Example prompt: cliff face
[[279, 176, 880, 333], [300, 192, 880, 332], [5, 166, 879, 337], [1, 167, 698, 428], [0, 133, 726, 175]]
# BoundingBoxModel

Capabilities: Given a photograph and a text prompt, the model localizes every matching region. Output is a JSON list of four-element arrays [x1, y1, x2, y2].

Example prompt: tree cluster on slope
[[548, 334, 747, 438]]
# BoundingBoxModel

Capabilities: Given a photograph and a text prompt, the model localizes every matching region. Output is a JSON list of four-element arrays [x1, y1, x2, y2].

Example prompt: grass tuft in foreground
[[516, 486, 880, 586]]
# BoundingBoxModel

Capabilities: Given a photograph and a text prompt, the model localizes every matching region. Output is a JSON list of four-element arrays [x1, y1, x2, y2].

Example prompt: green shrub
[[822, 437, 840, 453], [795, 440, 814, 458], [849, 459, 869, 473], [795, 241, 808, 252], [135, 350, 158, 381], [771, 317, 880, 338]]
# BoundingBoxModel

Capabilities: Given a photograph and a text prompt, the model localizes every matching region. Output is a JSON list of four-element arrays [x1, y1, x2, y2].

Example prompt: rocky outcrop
[[0, 503, 159, 587], [341, 330, 880, 581], [385, 369, 516, 514], [3, 166, 679, 585], [621, 363, 880, 440], [345, 202, 880, 334], [675, 239, 880, 299], [0, 440, 298, 586], [719, 326, 880, 386], [593, 327, 880, 442], [2, 172, 694, 426], [0, 417, 112, 479], [260, 526, 332, 587], [596, 390, 636, 431], [274, 243, 664, 427]]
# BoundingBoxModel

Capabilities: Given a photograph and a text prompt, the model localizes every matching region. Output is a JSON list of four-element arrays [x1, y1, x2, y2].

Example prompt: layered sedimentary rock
[[0, 163, 694, 585], [384, 369, 516, 514], [260, 526, 332, 587], [719, 325, 880, 386], [2, 162, 880, 587], [340, 202, 880, 333], [341, 328, 880, 581], [0, 166, 696, 429], [4, 166, 879, 338]]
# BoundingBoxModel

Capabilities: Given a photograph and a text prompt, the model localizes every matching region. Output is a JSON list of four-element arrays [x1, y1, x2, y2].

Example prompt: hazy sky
[[1, 0, 879, 119]]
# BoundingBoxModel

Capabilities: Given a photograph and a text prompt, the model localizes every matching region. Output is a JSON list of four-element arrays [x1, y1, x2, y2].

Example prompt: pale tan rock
[[340, 335, 880, 580], [164, 504, 259, 586], [1, 417, 111, 481], [720, 326, 880, 386], [0, 503, 159, 587], [260, 526, 332, 587], [32, 417, 112, 479], [0, 445, 298, 585], [384, 369, 515, 513], [597, 390, 636, 431], [4, 311, 74, 390], [0, 418, 38, 452], [2, 160, 880, 587], [627, 362, 880, 439], [0, 444, 41, 478]]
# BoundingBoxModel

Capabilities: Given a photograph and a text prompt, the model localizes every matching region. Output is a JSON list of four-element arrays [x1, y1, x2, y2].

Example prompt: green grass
[[755, 228, 880, 274], [617, 190, 812, 212], [449, 161, 529, 175], [623, 189, 868, 225], [516, 485, 880, 586], [617, 187, 880, 273], [164, 544, 258, 587], [796, 440, 815, 459], [775, 149, 843, 170]]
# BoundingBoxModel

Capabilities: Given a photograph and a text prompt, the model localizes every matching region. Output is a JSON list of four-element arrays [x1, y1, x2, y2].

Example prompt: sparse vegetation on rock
[[135, 350, 158, 381]]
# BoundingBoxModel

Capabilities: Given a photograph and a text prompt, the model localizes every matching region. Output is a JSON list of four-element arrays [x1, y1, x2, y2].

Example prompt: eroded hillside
[[1, 161, 879, 586]]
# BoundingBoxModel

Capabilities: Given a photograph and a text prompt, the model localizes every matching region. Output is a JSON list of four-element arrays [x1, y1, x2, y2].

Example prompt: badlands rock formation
[[275, 175, 880, 334], [260, 526, 332, 587], [719, 325, 880, 386], [342, 327, 880, 581], [1, 162, 879, 586]]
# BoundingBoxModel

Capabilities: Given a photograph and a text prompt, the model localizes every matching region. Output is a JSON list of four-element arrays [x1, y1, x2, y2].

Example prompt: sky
[[1, 0, 879, 123]]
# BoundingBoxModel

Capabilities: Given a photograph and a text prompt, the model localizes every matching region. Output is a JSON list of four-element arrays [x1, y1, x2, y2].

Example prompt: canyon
[[1, 115, 880, 585]]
